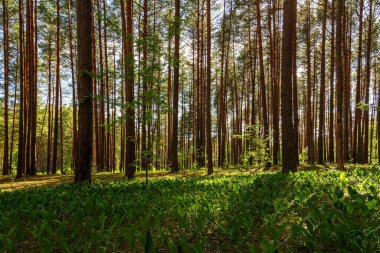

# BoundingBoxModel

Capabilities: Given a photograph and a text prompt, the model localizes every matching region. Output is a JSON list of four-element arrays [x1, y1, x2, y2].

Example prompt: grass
[[0, 166, 379, 252], [0, 164, 354, 192], [0, 168, 244, 192]]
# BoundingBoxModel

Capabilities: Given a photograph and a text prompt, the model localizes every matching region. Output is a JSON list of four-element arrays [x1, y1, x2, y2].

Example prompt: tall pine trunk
[[335, 0, 345, 170], [16, 0, 25, 178], [281, 0, 297, 172], [123, 0, 136, 179], [52, 0, 61, 174], [353, 0, 364, 164], [68, 0, 77, 172], [75, 0, 94, 182], [169, 0, 180, 172], [328, 0, 335, 163], [206, 0, 213, 174], [256, 0, 270, 166], [2, 0, 10, 175], [318, 0, 327, 164], [363, 0, 373, 164], [306, 1, 314, 164]]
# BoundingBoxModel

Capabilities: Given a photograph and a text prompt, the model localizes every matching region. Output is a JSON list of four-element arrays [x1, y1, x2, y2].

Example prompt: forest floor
[[0, 165, 379, 252], [0, 163, 371, 192]]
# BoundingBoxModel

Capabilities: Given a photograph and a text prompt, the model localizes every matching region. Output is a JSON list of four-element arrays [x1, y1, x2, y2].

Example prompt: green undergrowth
[[0, 168, 379, 252]]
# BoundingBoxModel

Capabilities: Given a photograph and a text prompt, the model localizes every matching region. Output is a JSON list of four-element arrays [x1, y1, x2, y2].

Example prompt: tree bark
[[363, 0, 373, 164], [328, 0, 335, 163], [75, 0, 94, 182], [68, 0, 77, 172], [206, 0, 213, 174], [123, 0, 136, 179], [52, 0, 61, 174], [47, 31, 52, 174], [281, 0, 297, 172], [353, 0, 364, 164], [169, 0, 180, 172], [318, 0, 327, 164], [255, 0, 270, 166], [335, 0, 344, 170], [292, 0, 299, 165], [16, 0, 25, 178], [2, 0, 10, 175], [306, 1, 314, 164]]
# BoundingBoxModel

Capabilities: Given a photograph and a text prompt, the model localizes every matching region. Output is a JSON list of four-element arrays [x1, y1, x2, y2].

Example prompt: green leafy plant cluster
[[0, 168, 379, 252], [240, 125, 272, 167]]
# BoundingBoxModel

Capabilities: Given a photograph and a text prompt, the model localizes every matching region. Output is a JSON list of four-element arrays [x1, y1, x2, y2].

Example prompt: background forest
[[1, 0, 380, 175]]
